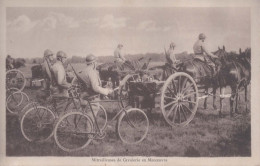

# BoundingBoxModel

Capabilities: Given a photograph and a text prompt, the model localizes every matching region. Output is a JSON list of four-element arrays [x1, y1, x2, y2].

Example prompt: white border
[[1, 0, 259, 166]]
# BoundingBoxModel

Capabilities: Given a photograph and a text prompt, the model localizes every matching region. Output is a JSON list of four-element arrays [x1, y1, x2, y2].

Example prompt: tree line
[[24, 52, 192, 64]]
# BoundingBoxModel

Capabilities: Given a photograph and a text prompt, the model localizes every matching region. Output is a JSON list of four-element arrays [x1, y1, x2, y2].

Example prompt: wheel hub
[[37, 122, 43, 128], [176, 93, 184, 103], [10, 78, 17, 85]]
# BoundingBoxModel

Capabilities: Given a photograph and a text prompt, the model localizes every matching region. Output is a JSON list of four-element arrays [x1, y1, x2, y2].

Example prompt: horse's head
[[213, 46, 232, 65], [239, 48, 251, 64]]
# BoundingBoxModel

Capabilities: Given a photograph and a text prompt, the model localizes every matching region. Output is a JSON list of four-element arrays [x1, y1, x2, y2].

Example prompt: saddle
[[192, 59, 216, 78]]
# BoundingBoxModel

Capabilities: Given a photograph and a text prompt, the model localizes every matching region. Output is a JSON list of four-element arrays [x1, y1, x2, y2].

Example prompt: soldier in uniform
[[77, 55, 113, 119], [42, 49, 54, 90], [51, 51, 71, 97], [6, 55, 14, 70], [114, 44, 126, 63], [193, 33, 218, 74], [166, 42, 180, 67]]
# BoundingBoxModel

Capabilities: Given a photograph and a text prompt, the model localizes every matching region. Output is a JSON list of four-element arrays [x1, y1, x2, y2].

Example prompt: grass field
[[6, 63, 251, 157]]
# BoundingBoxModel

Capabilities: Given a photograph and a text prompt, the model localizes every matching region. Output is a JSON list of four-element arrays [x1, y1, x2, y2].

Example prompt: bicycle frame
[[86, 99, 139, 138]]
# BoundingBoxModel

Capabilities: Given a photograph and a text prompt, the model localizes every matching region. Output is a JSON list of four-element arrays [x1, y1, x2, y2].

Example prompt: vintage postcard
[[1, 0, 260, 166]]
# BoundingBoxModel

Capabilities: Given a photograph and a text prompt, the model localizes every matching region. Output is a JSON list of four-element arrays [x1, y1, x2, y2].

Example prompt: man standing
[[114, 44, 126, 63], [78, 54, 113, 97], [77, 55, 113, 118], [42, 49, 54, 90], [51, 51, 71, 97]]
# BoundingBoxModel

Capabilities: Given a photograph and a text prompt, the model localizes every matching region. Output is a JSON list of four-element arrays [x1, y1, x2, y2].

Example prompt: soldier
[[42, 49, 54, 90], [166, 42, 180, 66], [51, 51, 71, 97], [193, 33, 218, 73], [6, 55, 14, 70], [114, 44, 126, 63], [77, 55, 113, 118]]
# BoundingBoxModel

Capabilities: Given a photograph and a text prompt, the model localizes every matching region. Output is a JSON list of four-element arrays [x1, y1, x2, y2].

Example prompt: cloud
[[137, 20, 172, 32], [81, 18, 100, 27], [99, 14, 127, 29], [8, 12, 80, 32], [7, 15, 38, 32], [38, 12, 79, 30]]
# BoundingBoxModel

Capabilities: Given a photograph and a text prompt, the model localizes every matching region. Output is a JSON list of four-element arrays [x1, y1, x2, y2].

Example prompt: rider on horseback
[[193, 33, 218, 75]]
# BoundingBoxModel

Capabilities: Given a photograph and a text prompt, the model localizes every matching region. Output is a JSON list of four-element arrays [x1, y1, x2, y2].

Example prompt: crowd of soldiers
[[6, 33, 217, 107]]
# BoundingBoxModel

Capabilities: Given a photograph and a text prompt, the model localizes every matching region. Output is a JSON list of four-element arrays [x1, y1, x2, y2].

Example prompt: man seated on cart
[[166, 42, 181, 69], [114, 44, 126, 70], [77, 55, 113, 117]]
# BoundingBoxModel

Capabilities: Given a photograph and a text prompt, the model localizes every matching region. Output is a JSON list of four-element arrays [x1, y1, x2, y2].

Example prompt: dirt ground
[[6, 85, 251, 157]]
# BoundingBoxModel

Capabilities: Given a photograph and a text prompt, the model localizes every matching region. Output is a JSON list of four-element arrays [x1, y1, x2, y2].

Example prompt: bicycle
[[6, 88, 30, 114], [20, 86, 107, 142], [53, 88, 149, 152]]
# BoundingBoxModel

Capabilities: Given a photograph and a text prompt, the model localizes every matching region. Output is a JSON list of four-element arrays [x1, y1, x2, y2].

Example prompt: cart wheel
[[161, 72, 198, 127], [6, 91, 29, 114], [54, 112, 94, 152], [117, 108, 149, 144], [6, 69, 26, 91], [20, 106, 55, 142], [119, 74, 139, 108]]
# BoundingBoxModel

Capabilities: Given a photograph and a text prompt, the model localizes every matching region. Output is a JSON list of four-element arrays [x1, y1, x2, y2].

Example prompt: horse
[[148, 48, 224, 111], [214, 47, 251, 117]]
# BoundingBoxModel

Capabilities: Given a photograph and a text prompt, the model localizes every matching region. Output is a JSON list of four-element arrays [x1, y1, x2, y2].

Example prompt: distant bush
[[24, 51, 193, 64]]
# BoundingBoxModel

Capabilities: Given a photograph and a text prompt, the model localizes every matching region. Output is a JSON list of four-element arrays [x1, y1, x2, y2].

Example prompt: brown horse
[[177, 51, 221, 111], [215, 47, 251, 117]]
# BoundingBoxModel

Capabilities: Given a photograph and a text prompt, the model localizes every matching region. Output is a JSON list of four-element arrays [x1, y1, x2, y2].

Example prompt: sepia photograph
[[1, 0, 260, 165]]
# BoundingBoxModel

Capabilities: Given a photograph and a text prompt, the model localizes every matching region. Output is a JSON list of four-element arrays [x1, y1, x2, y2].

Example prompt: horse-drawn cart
[[118, 69, 199, 127]]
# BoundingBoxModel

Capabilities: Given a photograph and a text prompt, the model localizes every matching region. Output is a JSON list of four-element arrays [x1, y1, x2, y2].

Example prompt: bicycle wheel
[[6, 91, 29, 114], [6, 87, 19, 97], [54, 112, 94, 152], [117, 108, 149, 144], [20, 106, 55, 142]]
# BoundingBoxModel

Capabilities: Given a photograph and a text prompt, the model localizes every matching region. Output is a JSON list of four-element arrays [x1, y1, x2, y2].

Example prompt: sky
[[6, 7, 250, 58]]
